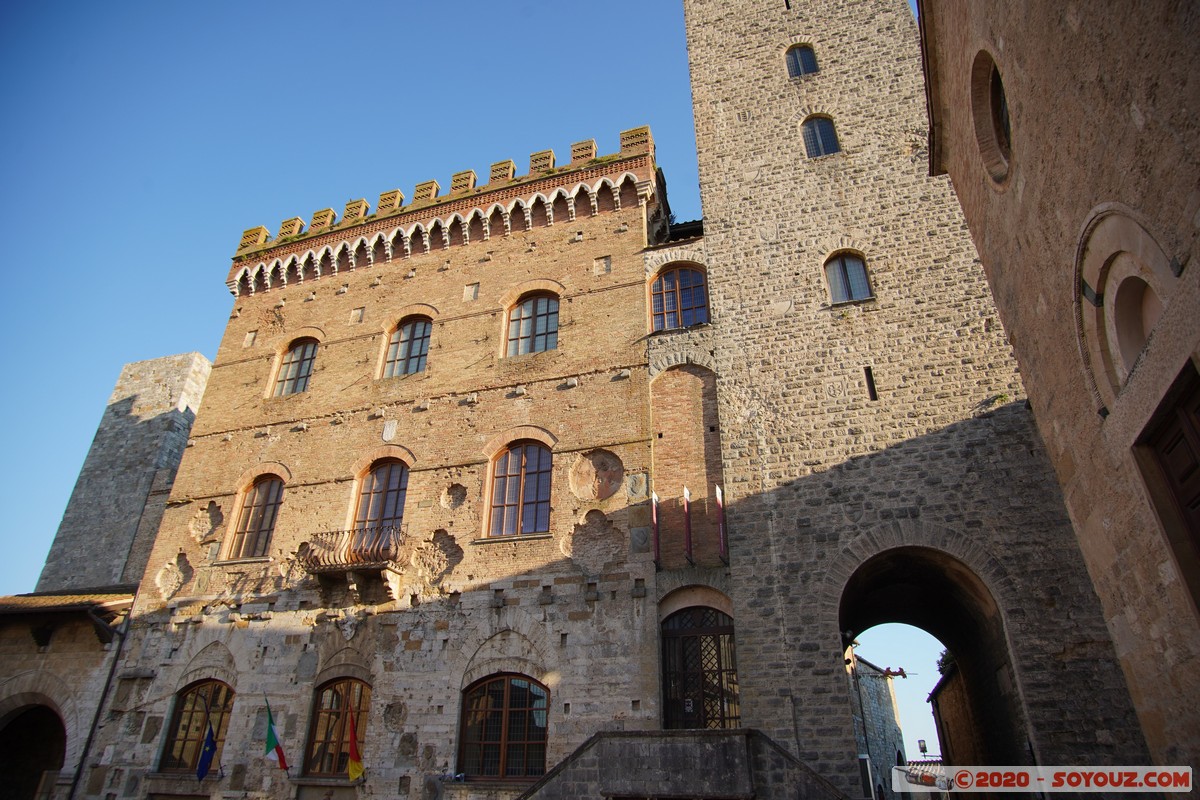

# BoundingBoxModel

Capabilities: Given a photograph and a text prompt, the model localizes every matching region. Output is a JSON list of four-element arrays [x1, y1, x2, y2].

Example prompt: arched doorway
[[661, 606, 740, 729], [839, 547, 1030, 767], [0, 704, 66, 800]]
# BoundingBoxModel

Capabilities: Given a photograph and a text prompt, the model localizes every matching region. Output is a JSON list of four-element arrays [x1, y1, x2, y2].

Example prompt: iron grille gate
[[661, 607, 740, 729]]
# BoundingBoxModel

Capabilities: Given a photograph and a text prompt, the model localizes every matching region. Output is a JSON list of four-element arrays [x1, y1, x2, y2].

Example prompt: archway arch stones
[[817, 518, 1023, 635], [644, 242, 706, 276], [649, 349, 717, 378], [451, 605, 555, 691], [0, 670, 82, 771]]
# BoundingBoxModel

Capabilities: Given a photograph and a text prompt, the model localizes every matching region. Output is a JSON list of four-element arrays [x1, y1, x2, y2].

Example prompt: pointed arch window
[[161, 680, 235, 773], [802, 116, 841, 158], [355, 459, 409, 531], [274, 338, 318, 396], [459, 674, 549, 778], [825, 252, 874, 304], [661, 607, 740, 730], [384, 317, 432, 377], [507, 294, 559, 356], [786, 45, 818, 78], [227, 475, 283, 560], [651, 267, 709, 331], [489, 442, 552, 536], [304, 678, 371, 777]]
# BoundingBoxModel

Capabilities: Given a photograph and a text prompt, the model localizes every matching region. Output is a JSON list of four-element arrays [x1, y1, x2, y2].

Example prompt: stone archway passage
[[839, 547, 1029, 766], [0, 704, 66, 800]]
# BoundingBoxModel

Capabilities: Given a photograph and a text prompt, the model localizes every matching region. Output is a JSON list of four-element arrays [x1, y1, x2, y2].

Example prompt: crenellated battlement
[[228, 127, 655, 295]]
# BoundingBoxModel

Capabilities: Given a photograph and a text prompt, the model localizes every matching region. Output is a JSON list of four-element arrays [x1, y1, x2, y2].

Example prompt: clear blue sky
[[0, 0, 939, 756], [0, 1, 702, 594], [857, 623, 945, 761]]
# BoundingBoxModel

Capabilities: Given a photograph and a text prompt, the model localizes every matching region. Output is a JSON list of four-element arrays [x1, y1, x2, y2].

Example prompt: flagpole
[[651, 491, 661, 569], [195, 691, 218, 783], [682, 486, 694, 566]]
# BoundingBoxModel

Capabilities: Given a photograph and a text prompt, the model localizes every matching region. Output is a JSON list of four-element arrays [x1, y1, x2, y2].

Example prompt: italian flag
[[264, 699, 289, 772]]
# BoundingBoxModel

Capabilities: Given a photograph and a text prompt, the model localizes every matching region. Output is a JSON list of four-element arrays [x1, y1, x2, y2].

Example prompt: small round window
[[970, 50, 1012, 184]]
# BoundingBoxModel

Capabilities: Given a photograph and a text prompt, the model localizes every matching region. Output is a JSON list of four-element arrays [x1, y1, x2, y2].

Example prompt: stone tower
[[37, 352, 210, 592], [682, 0, 1148, 792]]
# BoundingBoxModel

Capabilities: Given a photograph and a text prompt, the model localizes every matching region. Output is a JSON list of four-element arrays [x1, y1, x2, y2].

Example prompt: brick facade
[[2, 1, 1187, 797], [68, 137, 691, 800]]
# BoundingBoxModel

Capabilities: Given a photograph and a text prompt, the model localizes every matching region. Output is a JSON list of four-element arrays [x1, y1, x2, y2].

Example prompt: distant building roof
[[0, 585, 135, 637]]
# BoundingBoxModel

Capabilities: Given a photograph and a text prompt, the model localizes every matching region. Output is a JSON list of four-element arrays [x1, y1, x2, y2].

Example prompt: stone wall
[[37, 353, 210, 592], [682, 0, 1148, 792], [847, 655, 905, 800], [919, 0, 1200, 765], [519, 729, 848, 800], [0, 608, 128, 800]]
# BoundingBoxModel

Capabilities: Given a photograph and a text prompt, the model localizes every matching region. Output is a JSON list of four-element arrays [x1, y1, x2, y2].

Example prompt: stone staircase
[[514, 729, 851, 800]]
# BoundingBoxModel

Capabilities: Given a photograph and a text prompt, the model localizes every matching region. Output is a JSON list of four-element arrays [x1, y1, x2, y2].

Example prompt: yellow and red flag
[[347, 706, 364, 781]]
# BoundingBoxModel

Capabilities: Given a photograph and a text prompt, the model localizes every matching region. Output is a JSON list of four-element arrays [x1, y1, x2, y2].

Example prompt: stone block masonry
[[683, 0, 1148, 793], [37, 352, 210, 592]]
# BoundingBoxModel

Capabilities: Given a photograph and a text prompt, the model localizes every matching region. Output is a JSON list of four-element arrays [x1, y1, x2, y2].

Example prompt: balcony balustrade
[[297, 525, 406, 575]]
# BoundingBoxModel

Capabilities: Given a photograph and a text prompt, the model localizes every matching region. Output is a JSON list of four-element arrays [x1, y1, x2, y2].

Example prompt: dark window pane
[[662, 608, 740, 730], [355, 460, 408, 529], [507, 295, 559, 355], [651, 268, 709, 332], [802, 117, 841, 158], [385, 318, 432, 377], [229, 476, 283, 559], [304, 679, 370, 777], [160, 680, 235, 772], [787, 45, 818, 77], [459, 675, 550, 778], [490, 442, 552, 536], [826, 254, 872, 304]]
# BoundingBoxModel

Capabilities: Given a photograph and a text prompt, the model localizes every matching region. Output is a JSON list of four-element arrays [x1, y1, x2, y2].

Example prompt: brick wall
[[78, 152, 686, 799], [651, 364, 725, 568]]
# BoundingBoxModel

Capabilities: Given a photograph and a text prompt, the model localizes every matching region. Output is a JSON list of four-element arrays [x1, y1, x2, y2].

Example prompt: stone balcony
[[297, 525, 406, 603]]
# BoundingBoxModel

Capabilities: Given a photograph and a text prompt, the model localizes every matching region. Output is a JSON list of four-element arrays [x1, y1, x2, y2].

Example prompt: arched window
[[459, 674, 549, 779], [825, 252, 874, 304], [651, 267, 709, 331], [274, 338, 318, 396], [507, 294, 559, 356], [802, 116, 841, 158], [786, 44, 818, 78], [661, 607, 740, 730], [355, 459, 409, 531], [304, 678, 371, 777], [161, 680, 235, 773], [227, 475, 283, 559], [490, 442, 552, 536], [384, 317, 432, 377]]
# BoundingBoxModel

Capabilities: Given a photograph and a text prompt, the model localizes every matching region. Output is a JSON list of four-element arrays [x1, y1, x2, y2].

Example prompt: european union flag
[[196, 721, 217, 781]]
